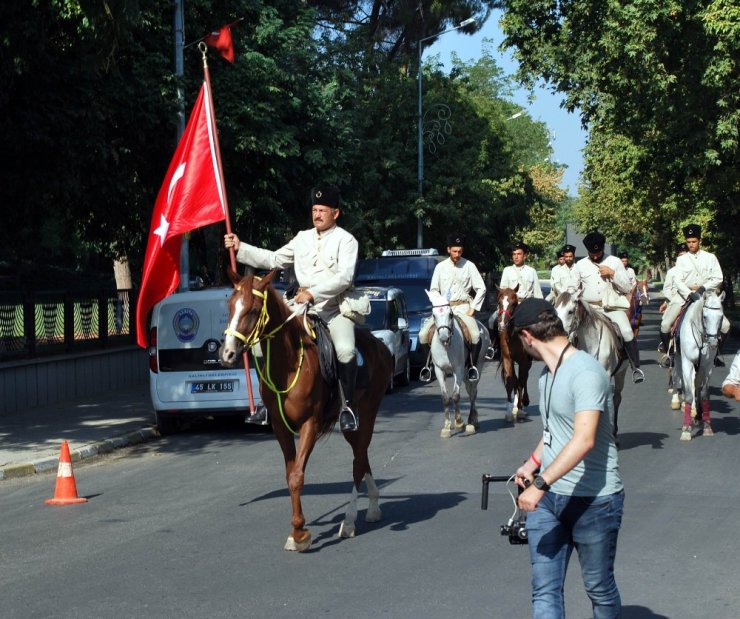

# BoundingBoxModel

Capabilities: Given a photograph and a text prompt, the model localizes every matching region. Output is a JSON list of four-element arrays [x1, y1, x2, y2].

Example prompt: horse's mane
[[556, 290, 622, 344]]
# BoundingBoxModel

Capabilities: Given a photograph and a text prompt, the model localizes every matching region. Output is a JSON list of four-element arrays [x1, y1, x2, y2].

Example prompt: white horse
[[422, 290, 491, 438], [554, 289, 628, 437], [671, 291, 724, 441]]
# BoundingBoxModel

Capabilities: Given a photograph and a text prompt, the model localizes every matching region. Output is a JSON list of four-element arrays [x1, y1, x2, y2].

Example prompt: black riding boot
[[625, 339, 645, 383], [338, 358, 359, 432], [467, 339, 482, 381], [714, 332, 727, 367], [659, 332, 671, 355]]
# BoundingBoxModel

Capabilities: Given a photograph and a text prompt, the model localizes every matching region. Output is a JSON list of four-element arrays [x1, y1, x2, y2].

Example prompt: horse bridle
[[433, 303, 455, 345]]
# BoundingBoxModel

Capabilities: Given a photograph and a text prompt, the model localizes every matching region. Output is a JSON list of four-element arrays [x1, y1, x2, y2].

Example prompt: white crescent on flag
[[167, 163, 186, 206]]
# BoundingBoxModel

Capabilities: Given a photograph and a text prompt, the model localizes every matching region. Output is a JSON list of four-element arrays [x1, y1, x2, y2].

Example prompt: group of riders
[[223, 183, 730, 430]]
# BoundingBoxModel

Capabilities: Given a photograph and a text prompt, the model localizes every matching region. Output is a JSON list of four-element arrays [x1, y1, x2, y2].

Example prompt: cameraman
[[511, 298, 624, 619]]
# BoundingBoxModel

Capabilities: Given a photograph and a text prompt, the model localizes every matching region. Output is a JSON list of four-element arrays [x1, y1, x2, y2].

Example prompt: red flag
[[136, 82, 227, 347], [204, 25, 235, 63]]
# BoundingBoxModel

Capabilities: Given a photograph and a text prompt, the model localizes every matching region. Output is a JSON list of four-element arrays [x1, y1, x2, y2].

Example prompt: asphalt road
[[1, 308, 738, 619]]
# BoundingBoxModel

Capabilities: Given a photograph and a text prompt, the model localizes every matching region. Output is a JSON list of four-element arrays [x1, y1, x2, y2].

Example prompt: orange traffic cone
[[45, 440, 88, 505]]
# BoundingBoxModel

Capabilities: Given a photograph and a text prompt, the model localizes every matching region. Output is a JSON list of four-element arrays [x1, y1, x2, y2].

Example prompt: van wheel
[[398, 356, 411, 386], [155, 413, 181, 436]]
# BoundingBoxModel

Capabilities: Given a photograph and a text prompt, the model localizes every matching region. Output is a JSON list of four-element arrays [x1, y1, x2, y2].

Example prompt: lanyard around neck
[[544, 343, 572, 431]]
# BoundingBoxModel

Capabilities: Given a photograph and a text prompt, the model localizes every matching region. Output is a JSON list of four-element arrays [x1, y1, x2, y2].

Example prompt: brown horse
[[496, 287, 532, 422], [628, 279, 650, 338], [219, 269, 393, 552]]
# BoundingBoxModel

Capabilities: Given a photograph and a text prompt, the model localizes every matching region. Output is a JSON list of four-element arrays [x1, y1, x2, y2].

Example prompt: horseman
[[660, 223, 730, 367], [573, 231, 645, 384], [550, 244, 579, 300], [427, 233, 487, 380], [618, 252, 638, 290], [658, 243, 688, 351], [544, 250, 564, 302], [224, 185, 362, 432], [500, 241, 543, 300]]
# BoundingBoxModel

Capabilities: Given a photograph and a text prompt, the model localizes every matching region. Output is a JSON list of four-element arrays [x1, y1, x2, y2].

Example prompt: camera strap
[[543, 342, 572, 442]]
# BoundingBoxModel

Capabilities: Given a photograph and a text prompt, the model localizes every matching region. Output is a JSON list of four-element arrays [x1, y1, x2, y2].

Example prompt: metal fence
[[0, 289, 137, 361]]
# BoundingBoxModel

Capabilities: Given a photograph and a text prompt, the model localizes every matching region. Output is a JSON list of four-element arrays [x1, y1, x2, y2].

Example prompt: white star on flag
[[153, 214, 170, 247]]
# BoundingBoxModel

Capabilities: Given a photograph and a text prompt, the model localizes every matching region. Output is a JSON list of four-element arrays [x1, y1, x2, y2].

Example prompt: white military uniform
[[661, 248, 730, 336], [500, 264, 543, 300], [236, 224, 359, 363], [573, 254, 635, 342], [661, 266, 681, 304], [722, 351, 740, 390], [551, 263, 580, 297], [624, 266, 637, 290], [427, 257, 487, 343]]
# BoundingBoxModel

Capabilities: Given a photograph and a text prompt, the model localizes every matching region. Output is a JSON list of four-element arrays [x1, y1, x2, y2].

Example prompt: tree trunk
[[113, 256, 132, 290]]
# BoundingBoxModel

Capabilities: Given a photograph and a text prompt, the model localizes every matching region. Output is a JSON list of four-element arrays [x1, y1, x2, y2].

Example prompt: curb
[[0, 426, 159, 482]]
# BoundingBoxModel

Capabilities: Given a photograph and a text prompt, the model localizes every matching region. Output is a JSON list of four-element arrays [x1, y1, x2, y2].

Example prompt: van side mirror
[[397, 317, 408, 330]]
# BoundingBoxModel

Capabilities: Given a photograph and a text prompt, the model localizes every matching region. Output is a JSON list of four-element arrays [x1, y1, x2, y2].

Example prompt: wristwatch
[[533, 475, 551, 491]]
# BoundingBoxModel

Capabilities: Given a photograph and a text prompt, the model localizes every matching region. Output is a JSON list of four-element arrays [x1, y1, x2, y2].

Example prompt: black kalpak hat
[[512, 241, 530, 253], [311, 185, 341, 209], [556, 250, 564, 258], [682, 223, 701, 239], [446, 233, 465, 247], [618, 251, 628, 259], [512, 298, 559, 329], [676, 242, 689, 255], [583, 231, 606, 252], [562, 244, 576, 254]]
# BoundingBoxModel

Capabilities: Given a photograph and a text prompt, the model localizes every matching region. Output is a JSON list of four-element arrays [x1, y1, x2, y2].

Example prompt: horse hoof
[[703, 423, 714, 437], [671, 399, 680, 411], [505, 412, 514, 423], [465, 424, 476, 434], [517, 409, 529, 421], [680, 427, 692, 441], [365, 507, 382, 523], [440, 428, 451, 438], [454, 419, 465, 430], [285, 533, 312, 552], [338, 522, 356, 538]]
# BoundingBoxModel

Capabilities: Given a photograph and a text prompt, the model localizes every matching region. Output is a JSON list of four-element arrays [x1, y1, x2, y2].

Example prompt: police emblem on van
[[173, 307, 200, 342]]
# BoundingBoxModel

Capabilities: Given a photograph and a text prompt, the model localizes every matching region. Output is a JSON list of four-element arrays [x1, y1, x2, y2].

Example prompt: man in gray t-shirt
[[511, 298, 624, 619]]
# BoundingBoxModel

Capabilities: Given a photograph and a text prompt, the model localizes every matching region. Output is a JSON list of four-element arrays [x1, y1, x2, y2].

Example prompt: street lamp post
[[416, 17, 475, 248]]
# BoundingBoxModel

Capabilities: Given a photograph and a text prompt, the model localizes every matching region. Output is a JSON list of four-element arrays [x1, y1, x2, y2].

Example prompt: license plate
[[191, 381, 234, 394]]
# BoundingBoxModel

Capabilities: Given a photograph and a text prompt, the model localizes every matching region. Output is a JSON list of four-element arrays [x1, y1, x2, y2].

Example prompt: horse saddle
[[310, 316, 369, 389], [670, 301, 693, 353]]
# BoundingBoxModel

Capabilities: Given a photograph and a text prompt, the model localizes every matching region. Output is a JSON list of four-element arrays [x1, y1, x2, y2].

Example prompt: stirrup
[[659, 355, 673, 369], [632, 368, 645, 384], [466, 366, 480, 382], [245, 405, 269, 425], [339, 405, 358, 432], [419, 366, 433, 382], [484, 346, 495, 361]]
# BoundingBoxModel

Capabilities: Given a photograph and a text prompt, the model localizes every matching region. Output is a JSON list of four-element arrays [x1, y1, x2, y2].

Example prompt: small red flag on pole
[[204, 18, 243, 63]]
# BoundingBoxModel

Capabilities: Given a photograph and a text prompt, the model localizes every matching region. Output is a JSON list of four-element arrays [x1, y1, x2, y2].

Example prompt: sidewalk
[[0, 384, 157, 481]]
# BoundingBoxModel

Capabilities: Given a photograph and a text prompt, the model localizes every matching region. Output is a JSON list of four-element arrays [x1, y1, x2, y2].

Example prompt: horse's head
[[553, 288, 582, 335], [220, 268, 277, 367], [496, 287, 519, 332], [637, 279, 650, 306], [701, 290, 725, 348], [426, 289, 454, 346]]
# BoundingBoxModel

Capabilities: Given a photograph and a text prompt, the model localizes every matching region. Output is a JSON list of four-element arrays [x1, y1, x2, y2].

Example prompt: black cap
[[512, 241, 530, 253], [682, 224, 701, 239], [311, 185, 340, 209], [583, 231, 606, 252], [618, 251, 628, 259], [556, 250, 564, 258], [676, 242, 689, 255], [562, 244, 576, 254], [446, 233, 465, 247], [512, 298, 558, 329]]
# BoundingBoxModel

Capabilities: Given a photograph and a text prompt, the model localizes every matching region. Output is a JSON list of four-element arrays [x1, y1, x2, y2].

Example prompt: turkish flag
[[135, 82, 227, 347], [204, 25, 235, 63]]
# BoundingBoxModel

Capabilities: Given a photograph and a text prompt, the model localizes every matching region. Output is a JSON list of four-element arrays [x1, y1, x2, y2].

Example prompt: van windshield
[[356, 257, 437, 280]]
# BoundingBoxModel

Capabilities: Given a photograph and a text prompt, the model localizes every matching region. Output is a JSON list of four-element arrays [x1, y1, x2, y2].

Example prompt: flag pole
[[199, 43, 257, 415]]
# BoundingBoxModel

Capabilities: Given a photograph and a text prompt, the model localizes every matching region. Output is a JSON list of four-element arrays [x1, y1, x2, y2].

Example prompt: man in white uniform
[[428, 233, 487, 379], [551, 244, 580, 299], [224, 185, 362, 431], [500, 242, 543, 300], [658, 243, 688, 356], [545, 251, 563, 302], [721, 351, 740, 401], [573, 231, 645, 383], [660, 224, 730, 367], [618, 252, 638, 290]]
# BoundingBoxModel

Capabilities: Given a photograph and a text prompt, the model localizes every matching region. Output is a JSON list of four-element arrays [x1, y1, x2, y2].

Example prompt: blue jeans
[[527, 490, 624, 619]]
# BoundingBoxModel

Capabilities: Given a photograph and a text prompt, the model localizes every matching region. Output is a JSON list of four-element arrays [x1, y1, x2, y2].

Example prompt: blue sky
[[425, 10, 588, 196]]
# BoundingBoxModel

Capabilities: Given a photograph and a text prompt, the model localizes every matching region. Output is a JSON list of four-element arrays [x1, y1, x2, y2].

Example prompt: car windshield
[[394, 283, 431, 313], [365, 301, 388, 330]]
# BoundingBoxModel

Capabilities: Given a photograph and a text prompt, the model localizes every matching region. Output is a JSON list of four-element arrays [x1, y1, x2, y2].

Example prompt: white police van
[[147, 287, 266, 434]]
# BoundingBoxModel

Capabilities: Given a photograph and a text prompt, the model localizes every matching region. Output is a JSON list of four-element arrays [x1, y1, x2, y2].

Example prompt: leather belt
[[449, 300, 469, 307]]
